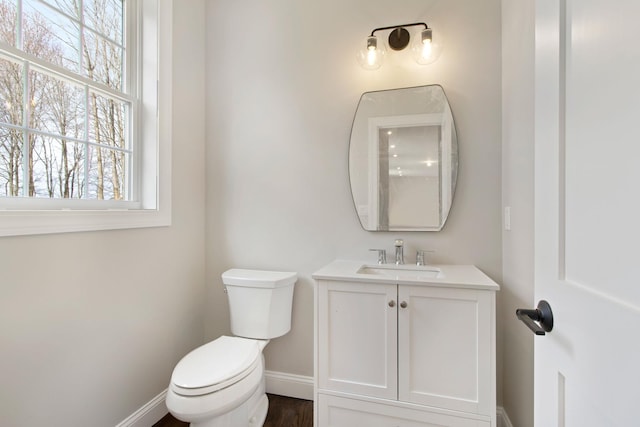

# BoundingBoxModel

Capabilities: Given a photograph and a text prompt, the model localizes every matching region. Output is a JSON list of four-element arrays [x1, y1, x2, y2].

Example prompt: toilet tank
[[222, 269, 297, 339]]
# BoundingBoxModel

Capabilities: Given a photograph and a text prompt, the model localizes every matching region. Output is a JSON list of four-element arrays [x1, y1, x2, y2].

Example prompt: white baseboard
[[115, 389, 168, 427], [115, 371, 313, 427], [497, 406, 514, 427], [118, 380, 508, 427], [264, 370, 314, 400]]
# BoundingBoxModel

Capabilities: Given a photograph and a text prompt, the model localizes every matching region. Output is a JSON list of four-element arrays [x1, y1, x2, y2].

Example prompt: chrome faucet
[[394, 239, 404, 265]]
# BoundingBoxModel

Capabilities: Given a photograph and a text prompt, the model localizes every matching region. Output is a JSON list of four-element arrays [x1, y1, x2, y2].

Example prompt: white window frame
[[0, 0, 172, 236]]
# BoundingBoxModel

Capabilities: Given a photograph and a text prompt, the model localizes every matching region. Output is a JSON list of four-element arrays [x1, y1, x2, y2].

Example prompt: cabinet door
[[398, 285, 494, 416], [318, 280, 397, 399]]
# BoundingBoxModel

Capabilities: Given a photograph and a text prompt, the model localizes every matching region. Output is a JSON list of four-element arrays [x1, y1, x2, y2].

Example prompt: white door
[[534, 0, 640, 426]]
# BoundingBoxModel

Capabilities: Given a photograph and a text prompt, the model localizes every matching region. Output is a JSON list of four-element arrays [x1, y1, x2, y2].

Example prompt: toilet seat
[[171, 336, 261, 397]]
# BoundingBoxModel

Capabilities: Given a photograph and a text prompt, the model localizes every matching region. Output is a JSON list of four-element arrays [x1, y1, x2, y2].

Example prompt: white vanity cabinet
[[313, 261, 499, 427]]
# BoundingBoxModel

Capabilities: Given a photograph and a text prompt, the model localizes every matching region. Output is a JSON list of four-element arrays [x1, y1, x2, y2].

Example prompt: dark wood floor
[[153, 394, 313, 427]]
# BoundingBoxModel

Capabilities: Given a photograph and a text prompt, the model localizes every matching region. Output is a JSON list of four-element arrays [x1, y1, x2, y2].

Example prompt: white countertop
[[312, 259, 500, 291]]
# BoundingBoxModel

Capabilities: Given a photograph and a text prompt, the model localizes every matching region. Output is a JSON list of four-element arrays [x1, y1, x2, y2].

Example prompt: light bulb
[[421, 38, 433, 59], [357, 36, 386, 70], [411, 28, 442, 65]]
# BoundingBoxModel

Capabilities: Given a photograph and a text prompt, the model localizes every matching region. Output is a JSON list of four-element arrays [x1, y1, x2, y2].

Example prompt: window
[[0, 0, 171, 236]]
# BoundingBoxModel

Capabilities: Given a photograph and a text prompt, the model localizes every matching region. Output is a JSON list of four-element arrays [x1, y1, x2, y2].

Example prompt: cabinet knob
[[400, 301, 408, 309], [388, 300, 396, 308]]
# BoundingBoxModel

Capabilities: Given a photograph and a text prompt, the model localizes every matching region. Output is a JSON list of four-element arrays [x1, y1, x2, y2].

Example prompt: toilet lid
[[171, 336, 260, 395]]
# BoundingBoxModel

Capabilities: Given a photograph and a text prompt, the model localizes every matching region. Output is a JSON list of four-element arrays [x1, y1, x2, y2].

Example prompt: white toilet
[[166, 268, 297, 427]]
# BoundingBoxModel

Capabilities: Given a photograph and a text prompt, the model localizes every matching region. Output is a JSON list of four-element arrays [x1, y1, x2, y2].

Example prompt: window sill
[[0, 208, 171, 237]]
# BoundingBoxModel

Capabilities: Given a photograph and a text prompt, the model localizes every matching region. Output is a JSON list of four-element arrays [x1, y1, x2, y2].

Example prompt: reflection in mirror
[[349, 85, 458, 231]]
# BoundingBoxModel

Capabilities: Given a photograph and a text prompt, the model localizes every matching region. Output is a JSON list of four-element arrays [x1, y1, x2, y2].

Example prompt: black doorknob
[[516, 300, 554, 335]]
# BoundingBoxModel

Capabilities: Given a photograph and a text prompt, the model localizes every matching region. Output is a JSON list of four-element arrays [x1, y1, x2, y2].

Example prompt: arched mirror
[[349, 85, 458, 231]]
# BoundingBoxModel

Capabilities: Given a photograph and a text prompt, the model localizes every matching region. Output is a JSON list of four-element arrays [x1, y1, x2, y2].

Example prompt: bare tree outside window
[[0, 0, 130, 200]]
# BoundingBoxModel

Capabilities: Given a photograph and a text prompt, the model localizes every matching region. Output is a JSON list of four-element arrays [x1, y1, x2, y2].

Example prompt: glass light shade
[[411, 28, 442, 65], [357, 36, 386, 70]]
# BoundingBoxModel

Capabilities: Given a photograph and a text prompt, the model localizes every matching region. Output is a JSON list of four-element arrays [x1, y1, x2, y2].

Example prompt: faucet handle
[[369, 248, 387, 264], [416, 249, 434, 266]]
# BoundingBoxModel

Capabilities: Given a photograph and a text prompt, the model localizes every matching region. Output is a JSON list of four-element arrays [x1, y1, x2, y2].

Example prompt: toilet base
[[189, 382, 268, 427]]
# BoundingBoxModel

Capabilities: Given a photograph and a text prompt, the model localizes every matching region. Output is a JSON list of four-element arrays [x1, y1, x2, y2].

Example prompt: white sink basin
[[357, 264, 443, 279]]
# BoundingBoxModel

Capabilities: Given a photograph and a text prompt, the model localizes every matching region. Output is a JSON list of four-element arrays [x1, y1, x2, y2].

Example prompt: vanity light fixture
[[357, 22, 442, 70]]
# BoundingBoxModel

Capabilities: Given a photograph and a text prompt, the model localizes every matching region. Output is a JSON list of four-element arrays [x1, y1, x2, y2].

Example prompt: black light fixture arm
[[369, 22, 429, 51], [369, 22, 429, 37], [358, 20, 440, 68]]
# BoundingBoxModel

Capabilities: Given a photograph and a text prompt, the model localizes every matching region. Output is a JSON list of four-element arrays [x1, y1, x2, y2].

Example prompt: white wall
[[0, 3, 207, 426], [501, 0, 535, 426], [204, 0, 503, 402]]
